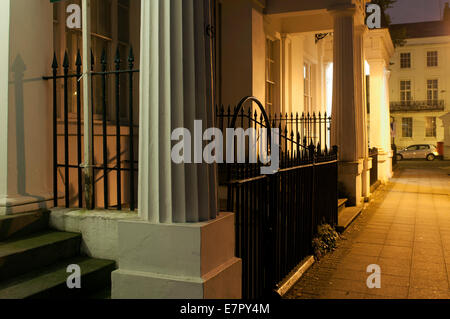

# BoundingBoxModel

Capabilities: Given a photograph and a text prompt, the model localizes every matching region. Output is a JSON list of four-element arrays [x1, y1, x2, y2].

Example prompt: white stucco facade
[[389, 21, 450, 159]]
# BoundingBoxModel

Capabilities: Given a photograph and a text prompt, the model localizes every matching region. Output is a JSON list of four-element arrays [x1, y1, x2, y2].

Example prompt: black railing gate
[[219, 97, 338, 299], [44, 48, 139, 211]]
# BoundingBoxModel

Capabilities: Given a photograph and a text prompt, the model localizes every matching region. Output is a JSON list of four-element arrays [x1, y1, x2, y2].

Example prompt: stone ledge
[[0, 194, 54, 216], [50, 208, 139, 261], [336, 206, 363, 233]]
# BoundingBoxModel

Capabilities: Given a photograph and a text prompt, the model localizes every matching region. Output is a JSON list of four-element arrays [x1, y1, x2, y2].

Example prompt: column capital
[[354, 23, 368, 36], [327, 4, 356, 17], [280, 33, 293, 41], [367, 58, 386, 74]]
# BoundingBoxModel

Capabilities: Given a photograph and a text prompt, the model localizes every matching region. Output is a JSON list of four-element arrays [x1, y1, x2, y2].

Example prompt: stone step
[[338, 198, 348, 214], [0, 256, 115, 299], [0, 210, 50, 241], [0, 231, 81, 281], [336, 206, 363, 233]]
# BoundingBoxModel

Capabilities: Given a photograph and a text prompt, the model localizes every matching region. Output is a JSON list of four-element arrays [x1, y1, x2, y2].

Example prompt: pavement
[[285, 160, 450, 299]]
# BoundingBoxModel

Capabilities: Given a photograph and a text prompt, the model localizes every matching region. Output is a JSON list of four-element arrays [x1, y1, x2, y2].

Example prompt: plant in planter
[[312, 224, 340, 260]]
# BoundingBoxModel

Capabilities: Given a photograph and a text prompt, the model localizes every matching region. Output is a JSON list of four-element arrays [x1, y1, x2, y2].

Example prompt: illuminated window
[[425, 117, 437, 137], [266, 39, 275, 114], [427, 79, 438, 104], [427, 51, 438, 67], [304, 63, 312, 113], [402, 117, 413, 138], [400, 52, 411, 68], [53, 0, 131, 119], [400, 80, 412, 103]]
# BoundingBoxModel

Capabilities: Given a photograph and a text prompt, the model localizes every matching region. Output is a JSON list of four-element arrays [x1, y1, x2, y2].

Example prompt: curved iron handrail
[[230, 96, 310, 150], [230, 96, 272, 142]]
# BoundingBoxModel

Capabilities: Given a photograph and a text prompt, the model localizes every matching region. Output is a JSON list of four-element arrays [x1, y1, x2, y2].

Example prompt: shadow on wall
[[10, 54, 47, 211]]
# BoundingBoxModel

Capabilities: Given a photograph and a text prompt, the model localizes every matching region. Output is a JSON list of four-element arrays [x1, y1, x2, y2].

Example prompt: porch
[[0, 0, 394, 299]]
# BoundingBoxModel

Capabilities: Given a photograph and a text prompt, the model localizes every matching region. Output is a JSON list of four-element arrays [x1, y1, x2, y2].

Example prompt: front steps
[[0, 210, 50, 241], [336, 199, 363, 233], [0, 210, 115, 299], [0, 256, 115, 299]]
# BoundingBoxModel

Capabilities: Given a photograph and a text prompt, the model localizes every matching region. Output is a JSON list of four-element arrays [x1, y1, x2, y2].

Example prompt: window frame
[[265, 38, 276, 114], [400, 80, 412, 103], [425, 116, 437, 138], [402, 117, 413, 138], [53, 0, 132, 122], [426, 79, 439, 105], [400, 52, 411, 69], [427, 50, 438, 67], [303, 62, 312, 114]]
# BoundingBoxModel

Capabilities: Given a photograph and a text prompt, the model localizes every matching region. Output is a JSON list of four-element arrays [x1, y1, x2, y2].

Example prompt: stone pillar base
[[111, 213, 242, 299], [0, 194, 54, 216], [377, 150, 393, 183], [362, 157, 373, 200], [338, 160, 364, 207]]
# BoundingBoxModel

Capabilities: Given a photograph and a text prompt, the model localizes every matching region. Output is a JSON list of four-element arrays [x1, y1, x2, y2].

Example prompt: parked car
[[396, 144, 439, 161]]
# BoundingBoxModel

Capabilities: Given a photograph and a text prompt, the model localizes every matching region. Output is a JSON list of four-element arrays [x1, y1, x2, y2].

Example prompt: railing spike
[[128, 46, 135, 63], [115, 47, 121, 66], [101, 48, 107, 65], [63, 51, 69, 68], [75, 50, 82, 67], [52, 53, 58, 69]]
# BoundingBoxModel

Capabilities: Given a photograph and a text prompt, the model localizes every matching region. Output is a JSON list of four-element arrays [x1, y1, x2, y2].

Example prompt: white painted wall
[[0, 0, 54, 214]]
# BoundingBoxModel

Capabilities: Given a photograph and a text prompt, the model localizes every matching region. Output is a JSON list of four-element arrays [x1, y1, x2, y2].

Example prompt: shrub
[[312, 224, 340, 260]]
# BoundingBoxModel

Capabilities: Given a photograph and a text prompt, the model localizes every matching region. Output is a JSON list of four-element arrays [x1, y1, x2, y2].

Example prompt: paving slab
[[285, 160, 450, 299]]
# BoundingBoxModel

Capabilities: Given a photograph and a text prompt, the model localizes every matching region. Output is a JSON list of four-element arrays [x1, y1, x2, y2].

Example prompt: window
[[402, 117, 413, 137], [427, 79, 438, 105], [425, 117, 437, 137], [266, 39, 276, 114], [427, 51, 438, 67], [54, 0, 132, 120], [400, 80, 412, 103], [400, 52, 411, 68], [304, 63, 312, 113]]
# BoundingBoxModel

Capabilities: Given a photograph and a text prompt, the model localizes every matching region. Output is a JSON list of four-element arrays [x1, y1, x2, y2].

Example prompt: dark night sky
[[387, 0, 449, 24]]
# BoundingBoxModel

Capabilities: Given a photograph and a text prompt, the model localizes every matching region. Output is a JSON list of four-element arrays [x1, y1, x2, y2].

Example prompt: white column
[[382, 68, 393, 179], [329, 5, 364, 206], [137, 0, 217, 224], [0, 0, 54, 215], [112, 0, 241, 299], [368, 59, 392, 183], [354, 25, 371, 200]]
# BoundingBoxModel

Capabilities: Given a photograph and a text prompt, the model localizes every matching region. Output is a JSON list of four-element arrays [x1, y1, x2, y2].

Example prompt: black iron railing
[[216, 102, 332, 182], [369, 147, 378, 187], [390, 100, 445, 112], [219, 97, 338, 299], [392, 144, 398, 167], [44, 48, 139, 211]]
